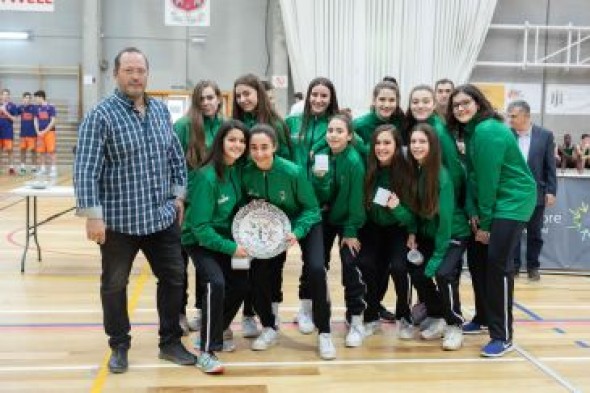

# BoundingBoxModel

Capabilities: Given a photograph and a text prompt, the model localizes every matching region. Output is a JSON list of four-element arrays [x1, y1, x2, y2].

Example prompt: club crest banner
[[165, 0, 210, 26]]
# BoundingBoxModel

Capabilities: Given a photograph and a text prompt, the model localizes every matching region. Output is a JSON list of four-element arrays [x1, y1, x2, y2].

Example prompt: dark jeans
[[513, 204, 544, 271], [184, 244, 249, 352], [486, 218, 526, 342], [357, 222, 411, 323], [99, 224, 185, 349], [466, 237, 489, 326], [323, 222, 366, 322], [262, 223, 331, 332]]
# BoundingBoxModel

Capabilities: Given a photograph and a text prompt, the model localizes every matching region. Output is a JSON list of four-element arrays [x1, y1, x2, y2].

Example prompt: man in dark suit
[[507, 100, 557, 281]]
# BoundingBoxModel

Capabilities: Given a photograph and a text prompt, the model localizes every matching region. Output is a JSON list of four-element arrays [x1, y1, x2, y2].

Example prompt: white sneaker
[[295, 299, 315, 334], [442, 325, 463, 351], [187, 309, 201, 331], [251, 327, 278, 351], [396, 318, 415, 340], [222, 328, 236, 352], [318, 333, 336, 360], [419, 317, 436, 331], [272, 302, 281, 330], [420, 318, 446, 340], [242, 315, 260, 338], [364, 321, 381, 337], [345, 316, 365, 347]]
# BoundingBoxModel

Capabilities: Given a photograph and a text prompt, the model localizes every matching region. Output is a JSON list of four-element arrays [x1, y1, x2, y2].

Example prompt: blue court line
[[553, 327, 566, 334], [514, 301, 544, 321], [575, 340, 589, 348]]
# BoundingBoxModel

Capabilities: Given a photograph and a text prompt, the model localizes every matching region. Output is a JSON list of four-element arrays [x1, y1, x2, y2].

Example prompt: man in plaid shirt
[[74, 47, 195, 374]]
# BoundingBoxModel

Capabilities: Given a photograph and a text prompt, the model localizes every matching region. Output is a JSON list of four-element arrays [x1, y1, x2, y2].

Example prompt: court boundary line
[[1, 355, 590, 373], [514, 344, 582, 392]]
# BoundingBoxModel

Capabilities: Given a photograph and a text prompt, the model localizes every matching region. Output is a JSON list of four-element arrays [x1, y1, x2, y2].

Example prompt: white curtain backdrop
[[279, 0, 497, 114]]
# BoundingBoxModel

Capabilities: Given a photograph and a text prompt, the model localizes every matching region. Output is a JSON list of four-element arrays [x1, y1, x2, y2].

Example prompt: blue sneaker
[[481, 339, 514, 357], [462, 321, 488, 335]]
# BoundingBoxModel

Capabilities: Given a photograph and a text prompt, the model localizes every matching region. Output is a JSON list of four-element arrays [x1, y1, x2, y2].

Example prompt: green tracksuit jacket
[[416, 167, 471, 278], [427, 114, 465, 199], [367, 167, 417, 232], [311, 144, 366, 238], [242, 156, 321, 239], [353, 110, 404, 156], [463, 117, 536, 231], [181, 163, 242, 256], [286, 113, 329, 175]]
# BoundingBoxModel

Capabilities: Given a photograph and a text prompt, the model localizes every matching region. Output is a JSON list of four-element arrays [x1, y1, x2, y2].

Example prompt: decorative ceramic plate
[[232, 200, 291, 259]]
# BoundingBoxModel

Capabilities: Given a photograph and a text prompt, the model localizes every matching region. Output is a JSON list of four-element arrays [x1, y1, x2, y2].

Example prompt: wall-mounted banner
[[165, 0, 210, 27], [0, 0, 54, 12], [545, 84, 590, 115], [529, 174, 590, 271]]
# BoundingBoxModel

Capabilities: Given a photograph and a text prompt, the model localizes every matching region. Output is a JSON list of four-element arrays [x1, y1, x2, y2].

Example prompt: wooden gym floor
[[0, 169, 589, 392]]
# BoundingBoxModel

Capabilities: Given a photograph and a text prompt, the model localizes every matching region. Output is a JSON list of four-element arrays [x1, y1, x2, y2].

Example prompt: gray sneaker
[[242, 316, 261, 338], [442, 325, 464, 350], [420, 318, 446, 340], [196, 352, 224, 374], [251, 327, 278, 351]]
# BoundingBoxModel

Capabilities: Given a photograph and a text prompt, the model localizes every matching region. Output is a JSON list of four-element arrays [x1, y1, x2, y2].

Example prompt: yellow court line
[[89, 261, 151, 393]]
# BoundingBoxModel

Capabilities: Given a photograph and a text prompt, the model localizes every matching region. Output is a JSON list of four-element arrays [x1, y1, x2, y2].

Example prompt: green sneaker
[[196, 352, 224, 374]]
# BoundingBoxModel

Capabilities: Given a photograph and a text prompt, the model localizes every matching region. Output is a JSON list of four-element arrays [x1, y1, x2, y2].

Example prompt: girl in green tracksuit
[[232, 73, 292, 160], [353, 81, 406, 321], [310, 113, 367, 348], [173, 80, 224, 334], [242, 124, 336, 361], [232, 73, 292, 334], [447, 84, 536, 357], [405, 85, 465, 200], [353, 80, 406, 154], [357, 124, 417, 340], [286, 77, 340, 330], [285, 77, 340, 176], [405, 123, 471, 350], [181, 119, 250, 374]]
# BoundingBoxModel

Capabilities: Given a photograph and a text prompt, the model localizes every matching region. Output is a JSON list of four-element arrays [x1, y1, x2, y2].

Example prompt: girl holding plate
[[241, 124, 336, 360]]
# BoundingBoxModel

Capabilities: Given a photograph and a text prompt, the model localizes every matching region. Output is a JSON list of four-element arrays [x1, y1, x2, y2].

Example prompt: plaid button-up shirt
[[74, 89, 187, 235]]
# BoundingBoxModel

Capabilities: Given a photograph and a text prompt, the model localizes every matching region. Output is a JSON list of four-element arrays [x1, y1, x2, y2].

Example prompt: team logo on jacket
[[172, 0, 205, 12], [218, 194, 229, 204], [279, 191, 286, 201]]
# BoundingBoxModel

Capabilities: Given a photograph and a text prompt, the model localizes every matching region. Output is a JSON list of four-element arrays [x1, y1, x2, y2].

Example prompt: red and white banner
[[0, 0, 54, 12], [164, 0, 210, 27]]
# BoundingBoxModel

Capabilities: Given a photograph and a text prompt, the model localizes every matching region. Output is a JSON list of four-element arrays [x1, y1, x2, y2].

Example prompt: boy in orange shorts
[[0, 88, 19, 175], [18, 92, 37, 175], [34, 90, 57, 177]]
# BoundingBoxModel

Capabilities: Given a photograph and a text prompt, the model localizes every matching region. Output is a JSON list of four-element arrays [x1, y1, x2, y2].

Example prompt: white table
[[9, 185, 75, 273]]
